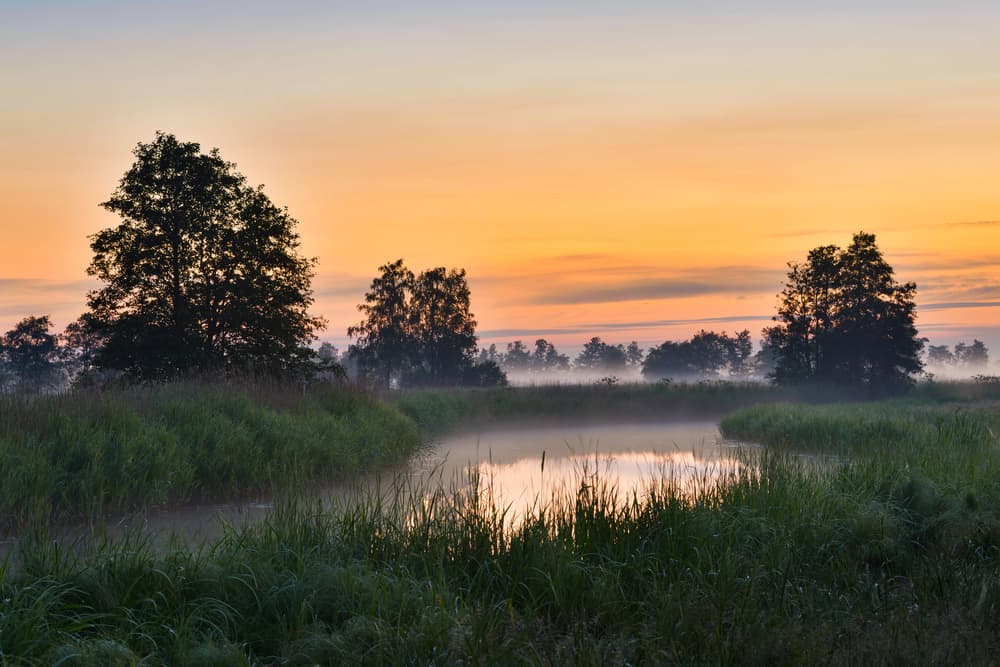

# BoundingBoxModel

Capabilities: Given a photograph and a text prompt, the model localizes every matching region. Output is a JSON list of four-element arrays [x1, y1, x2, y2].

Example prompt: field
[[1, 381, 999, 664]]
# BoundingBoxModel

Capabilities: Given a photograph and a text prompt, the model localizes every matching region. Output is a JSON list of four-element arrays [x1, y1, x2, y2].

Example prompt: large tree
[[764, 231, 923, 392], [83, 132, 324, 380]]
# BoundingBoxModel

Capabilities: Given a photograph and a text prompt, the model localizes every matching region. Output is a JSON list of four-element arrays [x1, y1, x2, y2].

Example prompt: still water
[[417, 421, 739, 523]]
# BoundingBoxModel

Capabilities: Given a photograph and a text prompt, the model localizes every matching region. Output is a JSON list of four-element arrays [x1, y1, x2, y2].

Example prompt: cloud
[[522, 266, 784, 306], [921, 301, 1000, 312], [0, 278, 97, 295], [478, 313, 772, 339], [769, 220, 1000, 240], [311, 273, 375, 299]]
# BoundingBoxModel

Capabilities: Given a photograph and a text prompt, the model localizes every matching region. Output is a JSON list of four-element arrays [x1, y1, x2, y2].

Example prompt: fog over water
[[419, 420, 740, 526]]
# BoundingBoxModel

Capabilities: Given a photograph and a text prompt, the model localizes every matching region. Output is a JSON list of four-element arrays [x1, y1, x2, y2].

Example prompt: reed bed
[[2, 382, 1000, 663], [0, 382, 422, 529], [2, 396, 1000, 664]]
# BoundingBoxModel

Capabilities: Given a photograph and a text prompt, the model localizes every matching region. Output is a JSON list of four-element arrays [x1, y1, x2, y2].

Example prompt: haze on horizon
[[2, 1, 999, 356]]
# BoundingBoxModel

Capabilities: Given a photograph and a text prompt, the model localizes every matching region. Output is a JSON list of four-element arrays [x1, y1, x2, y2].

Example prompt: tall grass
[[3, 397, 1000, 664], [0, 381, 422, 529]]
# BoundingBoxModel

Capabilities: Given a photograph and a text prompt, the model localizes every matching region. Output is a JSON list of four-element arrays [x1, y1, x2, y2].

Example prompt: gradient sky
[[2, 1, 999, 355]]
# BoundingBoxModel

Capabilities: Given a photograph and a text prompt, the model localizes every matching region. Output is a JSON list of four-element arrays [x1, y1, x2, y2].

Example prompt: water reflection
[[419, 421, 740, 524]]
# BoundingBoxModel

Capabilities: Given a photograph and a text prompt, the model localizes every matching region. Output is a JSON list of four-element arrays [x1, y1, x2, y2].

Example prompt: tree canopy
[[575, 337, 627, 371], [764, 231, 923, 392], [82, 132, 324, 380], [349, 260, 501, 387]]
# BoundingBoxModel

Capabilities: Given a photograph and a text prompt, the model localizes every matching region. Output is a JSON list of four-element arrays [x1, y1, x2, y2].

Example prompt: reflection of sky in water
[[422, 421, 741, 525]]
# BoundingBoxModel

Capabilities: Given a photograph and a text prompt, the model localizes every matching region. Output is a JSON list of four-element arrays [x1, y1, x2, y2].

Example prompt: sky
[[2, 1, 999, 356]]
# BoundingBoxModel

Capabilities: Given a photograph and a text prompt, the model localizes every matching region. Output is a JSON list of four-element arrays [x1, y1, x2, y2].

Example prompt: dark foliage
[[926, 339, 990, 371], [642, 329, 753, 380], [349, 260, 503, 387], [347, 259, 415, 387], [82, 132, 324, 381], [0, 315, 64, 393], [575, 336, 627, 371], [764, 231, 923, 393], [406, 267, 478, 385]]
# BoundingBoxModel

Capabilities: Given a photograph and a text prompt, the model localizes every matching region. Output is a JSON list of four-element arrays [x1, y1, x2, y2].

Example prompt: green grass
[[3, 381, 1000, 663], [0, 381, 423, 529], [1, 394, 999, 664], [4, 378, 979, 529]]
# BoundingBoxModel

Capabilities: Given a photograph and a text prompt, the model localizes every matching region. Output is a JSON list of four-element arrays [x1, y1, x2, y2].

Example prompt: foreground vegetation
[[1, 383, 1000, 663], [0, 380, 795, 530], [0, 382, 422, 529]]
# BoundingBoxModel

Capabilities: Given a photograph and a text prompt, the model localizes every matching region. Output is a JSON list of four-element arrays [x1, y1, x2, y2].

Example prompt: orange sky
[[2, 3, 999, 355]]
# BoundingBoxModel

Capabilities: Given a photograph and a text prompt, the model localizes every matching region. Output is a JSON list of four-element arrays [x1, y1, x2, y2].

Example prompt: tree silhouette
[[348, 259, 415, 387], [1, 315, 64, 393], [926, 344, 955, 366], [532, 338, 570, 372], [408, 267, 478, 385], [955, 340, 989, 368], [764, 232, 923, 392], [575, 337, 627, 371], [625, 341, 645, 368], [503, 341, 532, 372], [83, 132, 324, 380], [726, 329, 754, 377], [642, 330, 751, 380], [349, 260, 498, 387]]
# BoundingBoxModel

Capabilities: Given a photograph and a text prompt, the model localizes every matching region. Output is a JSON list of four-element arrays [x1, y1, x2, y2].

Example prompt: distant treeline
[[470, 330, 762, 381]]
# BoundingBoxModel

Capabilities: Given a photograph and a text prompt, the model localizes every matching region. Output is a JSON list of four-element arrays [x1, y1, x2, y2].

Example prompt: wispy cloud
[[0, 278, 97, 295], [768, 220, 1000, 239], [921, 301, 1000, 312], [478, 313, 771, 339], [521, 266, 784, 306], [312, 272, 374, 300]]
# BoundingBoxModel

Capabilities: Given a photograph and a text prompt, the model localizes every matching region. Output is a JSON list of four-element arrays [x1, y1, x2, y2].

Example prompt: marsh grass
[[4, 397, 1000, 664], [3, 382, 1000, 663], [0, 381, 423, 530], [1, 379, 970, 530]]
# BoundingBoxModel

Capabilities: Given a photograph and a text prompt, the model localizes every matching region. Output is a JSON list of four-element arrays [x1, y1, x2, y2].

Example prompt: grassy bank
[[0, 382, 422, 529], [0, 380, 789, 529], [2, 397, 999, 663]]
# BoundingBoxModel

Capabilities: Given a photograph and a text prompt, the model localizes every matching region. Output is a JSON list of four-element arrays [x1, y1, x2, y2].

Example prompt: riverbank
[[3, 381, 1000, 663], [0, 380, 794, 531], [0, 382, 422, 530]]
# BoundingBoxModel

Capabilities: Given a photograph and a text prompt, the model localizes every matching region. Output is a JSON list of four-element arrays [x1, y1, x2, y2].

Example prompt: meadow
[[1, 380, 999, 664]]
